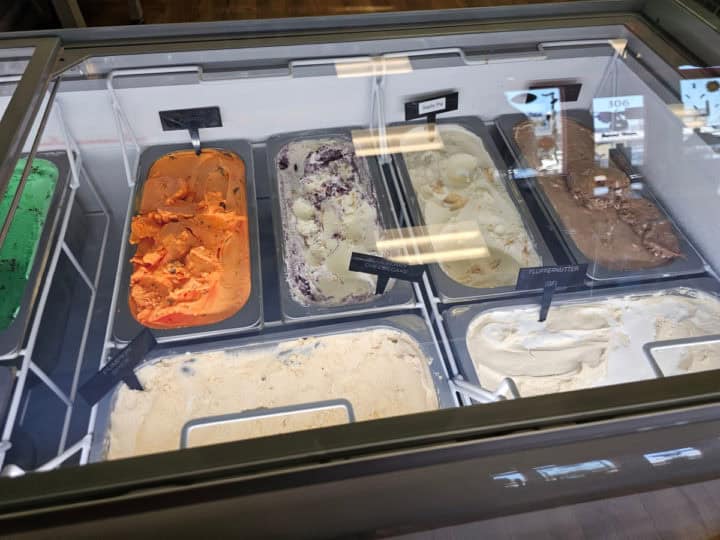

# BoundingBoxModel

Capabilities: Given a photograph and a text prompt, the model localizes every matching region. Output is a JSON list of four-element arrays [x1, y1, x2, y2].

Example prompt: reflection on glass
[[351, 124, 443, 157], [644, 447, 702, 467], [185, 405, 352, 449], [377, 222, 489, 265], [0, 47, 35, 127], [651, 341, 720, 377], [592, 95, 645, 166], [680, 78, 720, 136], [492, 470, 528, 488], [535, 460, 619, 481], [334, 56, 412, 78], [505, 88, 563, 174]]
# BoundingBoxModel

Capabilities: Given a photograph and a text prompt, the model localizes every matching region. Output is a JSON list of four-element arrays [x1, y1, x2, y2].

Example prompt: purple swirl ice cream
[[275, 137, 386, 306]]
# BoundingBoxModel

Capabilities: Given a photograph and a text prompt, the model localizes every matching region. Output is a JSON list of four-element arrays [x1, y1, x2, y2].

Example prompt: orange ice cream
[[128, 149, 251, 329]]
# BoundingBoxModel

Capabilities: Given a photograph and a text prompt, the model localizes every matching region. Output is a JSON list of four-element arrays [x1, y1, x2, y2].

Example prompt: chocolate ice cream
[[514, 116, 681, 270]]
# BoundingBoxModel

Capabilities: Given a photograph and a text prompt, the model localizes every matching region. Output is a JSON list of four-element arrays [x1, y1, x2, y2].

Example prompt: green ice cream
[[0, 158, 59, 330]]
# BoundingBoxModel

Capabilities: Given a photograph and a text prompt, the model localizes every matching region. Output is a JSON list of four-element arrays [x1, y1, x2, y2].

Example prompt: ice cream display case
[[1, 1, 720, 537]]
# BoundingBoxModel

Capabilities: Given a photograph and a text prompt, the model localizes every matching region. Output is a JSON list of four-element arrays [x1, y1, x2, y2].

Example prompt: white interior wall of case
[[0, 53, 717, 273]]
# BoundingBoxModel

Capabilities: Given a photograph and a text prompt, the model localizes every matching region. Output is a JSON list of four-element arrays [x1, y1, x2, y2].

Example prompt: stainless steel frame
[[0, 1, 718, 536]]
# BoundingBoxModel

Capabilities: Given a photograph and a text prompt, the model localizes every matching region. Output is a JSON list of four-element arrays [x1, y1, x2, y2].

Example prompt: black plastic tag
[[516, 264, 587, 322], [515, 264, 587, 290], [529, 81, 582, 102], [349, 253, 424, 294], [405, 91, 459, 121], [79, 329, 156, 405], [159, 106, 222, 131], [538, 281, 557, 322]]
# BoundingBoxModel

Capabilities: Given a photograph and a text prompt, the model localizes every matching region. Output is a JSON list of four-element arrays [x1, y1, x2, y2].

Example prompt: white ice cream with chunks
[[276, 137, 388, 306], [402, 124, 541, 288]]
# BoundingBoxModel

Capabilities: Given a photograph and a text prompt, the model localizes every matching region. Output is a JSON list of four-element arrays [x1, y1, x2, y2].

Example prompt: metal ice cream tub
[[266, 127, 416, 322], [112, 140, 263, 345], [0, 151, 73, 360], [495, 110, 706, 283], [390, 116, 555, 304], [91, 312, 457, 462], [444, 276, 720, 400]]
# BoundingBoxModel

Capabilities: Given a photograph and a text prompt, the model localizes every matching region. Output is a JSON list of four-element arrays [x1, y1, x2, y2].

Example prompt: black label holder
[[515, 264, 588, 322], [349, 252, 425, 295], [404, 91, 459, 126], [159, 106, 222, 155], [79, 329, 157, 405]]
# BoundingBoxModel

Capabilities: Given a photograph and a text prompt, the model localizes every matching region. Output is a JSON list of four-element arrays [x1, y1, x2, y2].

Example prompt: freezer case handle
[[180, 399, 356, 449]]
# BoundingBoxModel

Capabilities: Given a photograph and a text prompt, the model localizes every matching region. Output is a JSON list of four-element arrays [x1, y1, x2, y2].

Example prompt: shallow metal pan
[[266, 127, 416, 322], [444, 276, 720, 399], [112, 140, 263, 344], [0, 151, 72, 359], [92, 312, 457, 462], [495, 110, 706, 282], [391, 116, 555, 303]]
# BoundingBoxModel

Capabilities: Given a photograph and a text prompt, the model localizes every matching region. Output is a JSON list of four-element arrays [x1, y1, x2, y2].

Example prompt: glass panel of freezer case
[[0, 13, 719, 480]]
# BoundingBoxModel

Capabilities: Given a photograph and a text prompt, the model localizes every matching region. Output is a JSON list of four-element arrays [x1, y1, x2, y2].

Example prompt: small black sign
[[529, 81, 583, 103], [159, 106, 222, 131], [405, 91, 459, 121], [515, 264, 588, 291], [349, 252, 425, 294], [79, 329, 156, 405], [516, 264, 587, 322]]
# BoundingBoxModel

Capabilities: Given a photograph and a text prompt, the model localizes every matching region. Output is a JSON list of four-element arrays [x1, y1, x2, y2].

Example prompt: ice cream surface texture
[[513, 116, 681, 270], [105, 327, 439, 459], [276, 137, 385, 306], [0, 158, 59, 330], [129, 149, 251, 329], [465, 288, 720, 397], [403, 125, 541, 287]]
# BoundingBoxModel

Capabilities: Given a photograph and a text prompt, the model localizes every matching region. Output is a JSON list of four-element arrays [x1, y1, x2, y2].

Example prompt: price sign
[[79, 329, 156, 405], [592, 95, 645, 144]]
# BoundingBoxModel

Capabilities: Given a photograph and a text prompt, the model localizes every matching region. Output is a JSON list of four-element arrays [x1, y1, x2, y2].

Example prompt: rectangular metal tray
[[495, 110, 707, 282], [113, 140, 263, 344], [266, 128, 416, 322], [91, 312, 457, 462], [0, 151, 72, 360], [391, 116, 555, 303], [444, 276, 720, 399]]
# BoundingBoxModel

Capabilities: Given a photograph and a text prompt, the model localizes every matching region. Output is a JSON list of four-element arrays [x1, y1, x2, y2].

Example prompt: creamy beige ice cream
[[403, 125, 541, 288], [276, 138, 386, 306], [465, 288, 720, 397], [105, 328, 439, 459]]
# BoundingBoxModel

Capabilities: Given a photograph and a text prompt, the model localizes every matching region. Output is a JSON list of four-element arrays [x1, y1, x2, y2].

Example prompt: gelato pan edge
[[104, 325, 442, 460], [402, 123, 542, 289], [128, 148, 252, 330], [463, 286, 720, 397], [274, 136, 387, 307], [0, 158, 59, 331]]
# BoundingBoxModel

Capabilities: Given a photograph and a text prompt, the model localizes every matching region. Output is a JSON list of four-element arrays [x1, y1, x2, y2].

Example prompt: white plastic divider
[[0, 101, 110, 473], [105, 66, 202, 187]]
